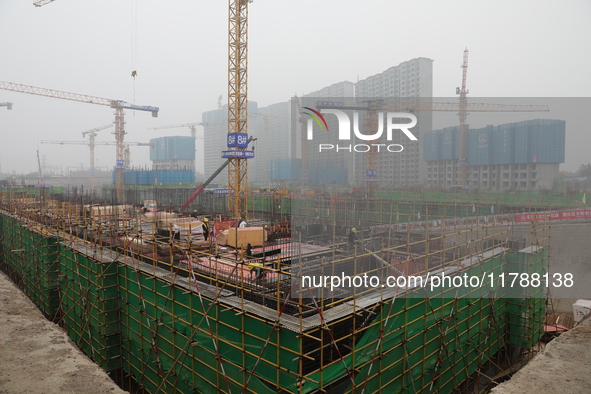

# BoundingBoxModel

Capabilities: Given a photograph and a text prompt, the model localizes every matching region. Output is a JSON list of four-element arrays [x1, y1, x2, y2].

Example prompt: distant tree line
[[578, 163, 591, 177]]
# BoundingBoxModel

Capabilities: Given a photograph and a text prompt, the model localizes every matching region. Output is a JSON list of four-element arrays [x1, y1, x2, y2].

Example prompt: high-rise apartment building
[[201, 58, 433, 188], [354, 57, 434, 187], [355, 57, 433, 99], [250, 101, 292, 183], [302, 82, 356, 185], [150, 136, 195, 171], [306, 81, 355, 98], [424, 119, 565, 191]]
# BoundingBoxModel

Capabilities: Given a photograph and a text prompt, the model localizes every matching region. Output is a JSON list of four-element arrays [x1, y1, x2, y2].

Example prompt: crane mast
[[37, 150, 43, 184], [0, 81, 158, 203], [226, 0, 251, 220], [457, 48, 469, 187], [114, 107, 126, 199], [81, 124, 113, 191]]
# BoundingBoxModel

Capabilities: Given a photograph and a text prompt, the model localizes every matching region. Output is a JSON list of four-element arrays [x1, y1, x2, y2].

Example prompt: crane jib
[[113, 101, 160, 114]]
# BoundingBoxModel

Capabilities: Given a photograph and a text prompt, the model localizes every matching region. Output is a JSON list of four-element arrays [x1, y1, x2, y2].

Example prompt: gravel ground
[[0, 271, 127, 394], [492, 313, 591, 394]]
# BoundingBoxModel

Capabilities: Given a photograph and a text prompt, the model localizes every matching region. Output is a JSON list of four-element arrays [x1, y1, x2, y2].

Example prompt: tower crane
[[0, 81, 159, 203], [37, 150, 44, 185], [226, 0, 253, 220], [0, 102, 13, 110], [41, 139, 152, 190], [180, 1, 252, 217], [457, 48, 470, 187], [80, 124, 113, 190], [148, 122, 207, 139], [316, 99, 549, 191]]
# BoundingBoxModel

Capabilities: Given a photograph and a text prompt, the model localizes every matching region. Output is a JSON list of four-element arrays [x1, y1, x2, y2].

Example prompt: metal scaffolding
[[0, 189, 550, 393]]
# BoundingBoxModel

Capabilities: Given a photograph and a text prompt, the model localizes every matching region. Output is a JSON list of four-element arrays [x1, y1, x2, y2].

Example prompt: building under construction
[[0, 2, 577, 393], [0, 187, 554, 393]]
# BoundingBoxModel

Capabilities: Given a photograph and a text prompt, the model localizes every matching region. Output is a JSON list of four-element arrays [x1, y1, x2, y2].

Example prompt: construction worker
[[247, 262, 265, 281], [238, 216, 247, 228], [348, 227, 357, 249], [202, 218, 210, 241], [242, 243, 263, 280], [263, 224, 270, 241]]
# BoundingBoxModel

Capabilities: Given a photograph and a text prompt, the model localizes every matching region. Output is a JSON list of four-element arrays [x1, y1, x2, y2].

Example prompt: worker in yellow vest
[[202, 218, 210, 241]]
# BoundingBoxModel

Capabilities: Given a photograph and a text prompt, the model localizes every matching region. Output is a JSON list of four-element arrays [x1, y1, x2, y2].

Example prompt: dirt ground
[[0, 271, 127, 394], [492, 313, 591, 394]]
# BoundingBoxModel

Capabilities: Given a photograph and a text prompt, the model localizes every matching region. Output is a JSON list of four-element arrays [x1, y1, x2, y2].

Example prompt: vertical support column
[[227, 0, 249, 220], [89, 134, 96, 192], [115, 107, 126, 204], [457, 48, 469, 187]]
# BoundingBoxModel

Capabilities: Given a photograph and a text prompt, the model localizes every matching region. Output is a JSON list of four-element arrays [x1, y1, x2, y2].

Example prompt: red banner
[[514, 209, 591, 222]]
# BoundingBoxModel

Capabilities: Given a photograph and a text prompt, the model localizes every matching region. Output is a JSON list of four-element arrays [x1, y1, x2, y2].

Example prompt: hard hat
[[204, 218, 209, 222], [193, 210, 197, 212], [351, 228, 356, 232], [264, 225, 268, 228]]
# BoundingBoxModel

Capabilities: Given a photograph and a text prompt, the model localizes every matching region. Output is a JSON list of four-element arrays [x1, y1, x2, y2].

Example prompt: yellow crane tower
[[0, 81, 159, 203], [225, 0, 253, 220]]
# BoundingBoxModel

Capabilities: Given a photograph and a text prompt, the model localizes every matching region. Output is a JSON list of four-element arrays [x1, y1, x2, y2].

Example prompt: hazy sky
[[0, 0, 589, 175]]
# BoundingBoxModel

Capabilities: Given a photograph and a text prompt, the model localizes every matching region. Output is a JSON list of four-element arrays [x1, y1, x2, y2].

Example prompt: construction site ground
[[0, 271, 126, 394], [492, 313, 591, 394]]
